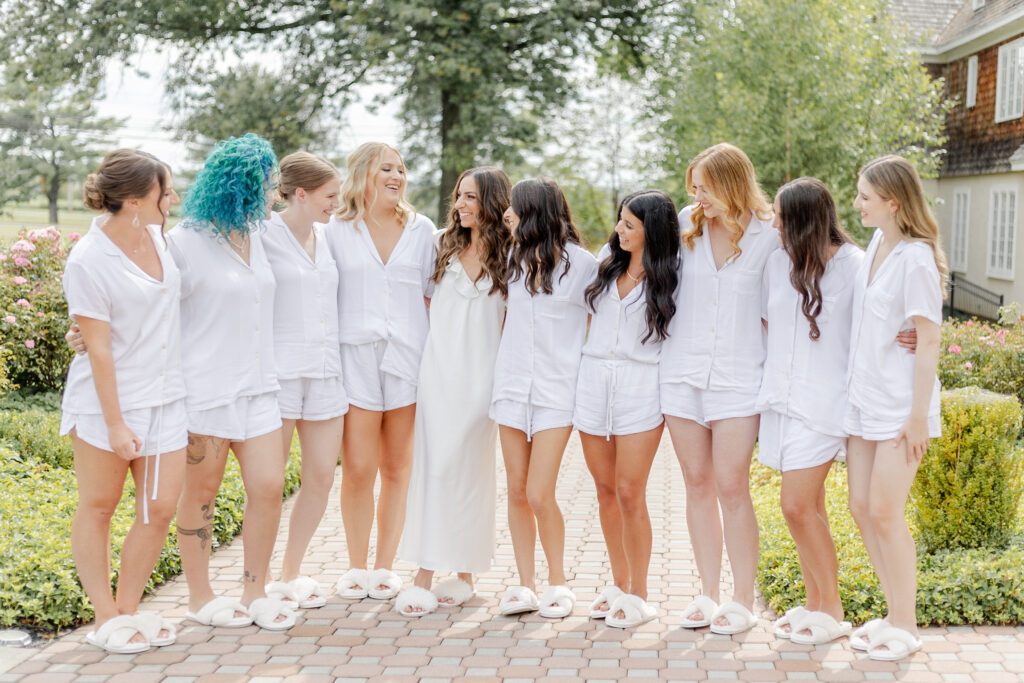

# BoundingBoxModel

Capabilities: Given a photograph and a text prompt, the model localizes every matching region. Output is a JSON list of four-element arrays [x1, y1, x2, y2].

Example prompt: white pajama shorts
[[490, 399, 573, 441], [757, 410, 845, 472], [187, 391, 282, 441], [660, 382, 759, 428], [843, 404, 941, 442], [341, 341, 417, 412], [61, 398, 189, 456], [277, 376, 349, 421], [573, 357, 663, 438]]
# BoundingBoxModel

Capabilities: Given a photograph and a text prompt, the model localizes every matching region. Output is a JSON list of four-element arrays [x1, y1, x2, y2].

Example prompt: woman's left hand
[[895, 415, 929, 464]]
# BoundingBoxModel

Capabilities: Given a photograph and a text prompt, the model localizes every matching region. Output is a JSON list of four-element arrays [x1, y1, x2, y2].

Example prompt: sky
[[94, 48, 403, 172]]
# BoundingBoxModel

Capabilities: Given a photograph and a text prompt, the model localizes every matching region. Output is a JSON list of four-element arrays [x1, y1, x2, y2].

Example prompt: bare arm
[[896, 316, 940, 463], [76, 316, 140, 460]]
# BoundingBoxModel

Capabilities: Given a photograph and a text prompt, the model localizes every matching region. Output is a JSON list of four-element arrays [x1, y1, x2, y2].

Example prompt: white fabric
[[262, 212, 342, 380], [757, 243, 863, 436], [168, 222, 278, 411], [844, 403, 941, 441], [322, 213, 437, 384], [575, 280, 663, 437], [186, 391, 281, 441], [660, 383, 760, 428], [60, 398, 188, 456], [61, 217, 186, 414], [489, 400, 574, 438], [846, 230, 942, 435], [340, 341, 418, 411], [491, 242, 598, 412], [757, 409, 845, 472], [660, 205, 779, 391], [277, 376, 348, 421], [400, 257, 505, 574]]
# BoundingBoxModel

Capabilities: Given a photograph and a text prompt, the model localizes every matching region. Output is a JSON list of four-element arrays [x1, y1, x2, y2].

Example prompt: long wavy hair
[[337, 142, 413, 228], [681, 143, 772, 260], [859, 154, 949, 290], [775, 177, 855, 341], [181, 133, 277, 236], [586, 190, 680, 343], [507, 178, 582, 295], [433, 166, 512, 297]]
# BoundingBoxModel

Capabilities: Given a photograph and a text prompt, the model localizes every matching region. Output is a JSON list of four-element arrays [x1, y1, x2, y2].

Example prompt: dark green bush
[[0, 409, 73, 469], [913, 388, 1024, 552]]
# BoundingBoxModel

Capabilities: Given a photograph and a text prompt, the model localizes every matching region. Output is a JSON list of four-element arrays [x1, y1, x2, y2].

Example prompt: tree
[[646, 0, 950, 240], [2, 0, 658, 218], [168, 63, 335, 164], [0, 80, 122, 223]]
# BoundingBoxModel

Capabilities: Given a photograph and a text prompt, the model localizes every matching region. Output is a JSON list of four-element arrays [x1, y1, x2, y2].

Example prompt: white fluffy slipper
[[265, 581, 299, 607], [850, 618, 886, 651], [134, 611, 176, 647], [186, 596, 252, 628], [867, 625, 922, 661], [590, 585, 625, 619], [709, 601, 758, 635], [791, 611, 852, 645], [395, 586, 439, 617], [605, 594, 657, 629], [499, 586, 539, 616], [538, 585, 576, 619], [247, 597, 296, 631], [85, 614, 150, 654], [679, 594, 718, 629], [289, 576, 327, 609], [335, 568, 371, 600], [368, 568, 402, 600], [434, 578, 475, 607], [773, 605, 809, 639]]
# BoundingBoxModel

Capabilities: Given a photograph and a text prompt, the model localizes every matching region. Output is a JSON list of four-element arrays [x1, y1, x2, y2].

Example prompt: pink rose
[[964, 361, 973, 370], [0, 254, 6, 261], [11, 239, 35, 253], [13, 256, 30, 267], [68, 232, 82, 242], [26, 229, 39, 242], [947, 344, 962, 354], [15, 299, 29, 308], [24, 339, 34, 349], [44, 226, 60, 240], [4, 315, 15, 324], [35, 311, 44, 318], [965, 320, 974, 326], [11, 276, 26, 285]]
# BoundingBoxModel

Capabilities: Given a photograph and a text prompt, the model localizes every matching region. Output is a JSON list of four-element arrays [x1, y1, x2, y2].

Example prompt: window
[[996, 40, 1024, 122], [966, 55, 978, 108], [951, 190, 970, 272], [988, 189, 1016, 279]]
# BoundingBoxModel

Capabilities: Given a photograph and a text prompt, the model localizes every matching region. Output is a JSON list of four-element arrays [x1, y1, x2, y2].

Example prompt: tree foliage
[[646, 0, 950, 241], [0, 80, 122, 222]]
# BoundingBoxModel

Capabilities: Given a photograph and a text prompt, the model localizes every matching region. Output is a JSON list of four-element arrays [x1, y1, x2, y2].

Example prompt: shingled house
[[894, 0, 1024, 313]]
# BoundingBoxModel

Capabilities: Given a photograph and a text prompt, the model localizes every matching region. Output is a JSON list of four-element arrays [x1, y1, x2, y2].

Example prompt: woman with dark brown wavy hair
[[395, 167, 512, 617], [757, 177, 861, 645]]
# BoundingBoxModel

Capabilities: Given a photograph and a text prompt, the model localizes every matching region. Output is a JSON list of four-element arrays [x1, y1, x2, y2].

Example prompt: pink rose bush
[[0, 226, 76, 390]]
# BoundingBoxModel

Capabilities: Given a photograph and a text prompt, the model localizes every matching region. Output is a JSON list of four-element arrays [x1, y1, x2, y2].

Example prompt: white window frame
[[951, 189, 970, 273], [987, 187, 1017, 280], [973, 0, 985, 10], [995, 39, 1024, 122], [966, 55, 978, 108]]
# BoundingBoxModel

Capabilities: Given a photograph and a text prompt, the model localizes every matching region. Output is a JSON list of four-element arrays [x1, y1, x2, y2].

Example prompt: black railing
[[947, 272, 1004, 321]]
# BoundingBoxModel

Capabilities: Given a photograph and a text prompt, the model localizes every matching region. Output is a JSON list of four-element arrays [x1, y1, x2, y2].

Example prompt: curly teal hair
[[182, 133, 277, 236]]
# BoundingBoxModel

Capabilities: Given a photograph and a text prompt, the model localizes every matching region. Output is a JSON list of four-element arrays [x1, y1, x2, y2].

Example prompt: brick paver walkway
[[3, 433, 1023, 682]]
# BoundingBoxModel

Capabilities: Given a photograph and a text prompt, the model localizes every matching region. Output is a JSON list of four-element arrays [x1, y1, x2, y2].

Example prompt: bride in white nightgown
[[395, 167, 512, 617]]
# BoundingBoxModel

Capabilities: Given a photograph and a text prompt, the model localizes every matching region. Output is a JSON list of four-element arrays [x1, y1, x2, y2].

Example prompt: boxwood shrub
[[0, 421, 305, 631]]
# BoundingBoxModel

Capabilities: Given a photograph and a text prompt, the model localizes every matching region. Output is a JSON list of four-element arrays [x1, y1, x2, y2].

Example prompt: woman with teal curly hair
[[168, 133, 295, 631]]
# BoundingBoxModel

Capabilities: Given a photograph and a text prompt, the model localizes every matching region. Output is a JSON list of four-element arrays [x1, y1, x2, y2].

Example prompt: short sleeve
[[418, 217, 439, 298], [568, 247, 599, 307], [903, 250, 943, 326], [166, 230, 194, 299], [63, 258, 111, 323], [597, 242, 612, 263], [761, 261, 771, 321]]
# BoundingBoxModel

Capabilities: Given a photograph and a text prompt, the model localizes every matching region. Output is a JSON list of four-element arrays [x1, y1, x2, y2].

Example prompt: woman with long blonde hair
[[323, 142, 437, 601], [660, 143, 778, 634], [844, 155, 945, 661]]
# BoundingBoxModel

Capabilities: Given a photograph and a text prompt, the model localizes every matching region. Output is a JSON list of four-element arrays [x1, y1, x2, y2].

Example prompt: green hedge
[[754, 462, 1024, 626], [0, 423, 305, 631]]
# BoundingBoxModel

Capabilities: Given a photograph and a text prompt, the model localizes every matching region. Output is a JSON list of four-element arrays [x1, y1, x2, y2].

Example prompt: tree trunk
[[438, 86, 461, 224], [47, 170, 60, 225]]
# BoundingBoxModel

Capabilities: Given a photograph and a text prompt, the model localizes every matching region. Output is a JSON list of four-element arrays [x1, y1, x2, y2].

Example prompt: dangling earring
[[132, 211, 141, 228]]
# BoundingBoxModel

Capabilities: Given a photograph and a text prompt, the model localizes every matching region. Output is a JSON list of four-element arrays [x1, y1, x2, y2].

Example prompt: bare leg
[[374, 403, 416, 576], [525, 426, 572, 591], [340, 406, 382, 578], [665, 415, 718, 621], [580, 432, 629, 607], [499, 426, 537, 592], [847, 436, 892, 609], [613, 424, 662, 603], [281, 416, 344, 581], [70, 434, 141, 642], [178, 433, 232, 613]]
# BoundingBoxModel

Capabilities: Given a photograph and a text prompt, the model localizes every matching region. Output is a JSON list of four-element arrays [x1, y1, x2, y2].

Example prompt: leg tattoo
[[178, 524, 213, 551], [187, 434, 222, 465]]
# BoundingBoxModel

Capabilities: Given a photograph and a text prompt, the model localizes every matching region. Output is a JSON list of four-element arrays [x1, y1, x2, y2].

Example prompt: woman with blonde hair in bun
[[660, 143, 778, 635], [64, 149, 184, 652], [261, 152, 346, 609], [323, 142, 437, 601]]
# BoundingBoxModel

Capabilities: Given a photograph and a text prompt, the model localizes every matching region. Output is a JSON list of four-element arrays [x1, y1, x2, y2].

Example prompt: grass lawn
[[0, 206, 180, 241]]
